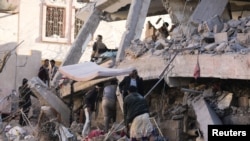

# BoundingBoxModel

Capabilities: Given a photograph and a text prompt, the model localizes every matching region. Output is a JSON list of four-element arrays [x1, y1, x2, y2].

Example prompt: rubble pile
[[125, 15, 250, 59], [146, 78, 250, 141]]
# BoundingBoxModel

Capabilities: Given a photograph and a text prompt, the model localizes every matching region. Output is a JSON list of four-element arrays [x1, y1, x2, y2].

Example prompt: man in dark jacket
[[18, 78, 37, 126], [123, 86, 153, 141], [38, 59, 50, 86], [119, 69, 144, 99]]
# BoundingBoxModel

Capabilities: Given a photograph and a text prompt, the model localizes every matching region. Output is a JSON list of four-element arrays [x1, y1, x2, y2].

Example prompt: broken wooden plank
[[29, 77, 71, 127]]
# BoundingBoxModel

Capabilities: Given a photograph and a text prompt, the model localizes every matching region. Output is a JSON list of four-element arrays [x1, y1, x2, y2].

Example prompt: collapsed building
[[1, 0, 250, 141]]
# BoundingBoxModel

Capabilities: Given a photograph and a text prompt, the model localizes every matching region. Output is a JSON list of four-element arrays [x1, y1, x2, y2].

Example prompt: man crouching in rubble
[[123, 86, 153, 141]]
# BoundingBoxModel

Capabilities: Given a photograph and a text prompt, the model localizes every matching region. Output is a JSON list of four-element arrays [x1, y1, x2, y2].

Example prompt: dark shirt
[[158, 26, 169, 38], [119, 76, 144, 98], [123, 92, 149, 126], [18, 85, 36, 109], [84, 87, 99, 112], [92, 42, 108, 57], [38, 66, 49, 84]]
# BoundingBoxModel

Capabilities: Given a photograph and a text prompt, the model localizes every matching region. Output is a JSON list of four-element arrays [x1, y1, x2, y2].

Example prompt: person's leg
[[82, 107, 91, 137], [106, 99, 117, 131], [102, 99, 110, 133], [111, 102, 116, 123], [19, 113, 24, 126], [19, 107, 30, 126]]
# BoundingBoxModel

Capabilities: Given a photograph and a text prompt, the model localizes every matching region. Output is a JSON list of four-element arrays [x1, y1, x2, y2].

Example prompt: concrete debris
[[238, 96, 249, 109], [29, 77, 71, 127], [124, 15, 250, 60], [202, 88, 214, 98], [125, 39, 148, 58], [191, 95, 222, 141], [5, 126, 27, 140], [204, 15, 224, 33], [217, 92, 233, 110], [214, 32, 228, 43]]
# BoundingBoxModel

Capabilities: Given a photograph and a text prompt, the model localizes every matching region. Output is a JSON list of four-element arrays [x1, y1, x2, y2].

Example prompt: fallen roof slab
[[190, 0, 228, 24], [29, 77, 71, 127]]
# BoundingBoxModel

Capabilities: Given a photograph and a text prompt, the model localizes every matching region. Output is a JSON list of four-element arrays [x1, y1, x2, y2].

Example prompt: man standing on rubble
[[38, 59, 50, 86], [123, 86, 153, 141], [119, 69, 144, 99], [18, 78, 37, 126], [90, 34, 108, 62], [102, 79, 118, 133], [82, 84, 102, 138], [49, 59, 58, 82]]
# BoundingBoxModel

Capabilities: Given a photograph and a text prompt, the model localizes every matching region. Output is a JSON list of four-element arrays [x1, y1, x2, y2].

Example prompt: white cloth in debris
[[59, 62, 135, 82], [129, 113, 153, 139]]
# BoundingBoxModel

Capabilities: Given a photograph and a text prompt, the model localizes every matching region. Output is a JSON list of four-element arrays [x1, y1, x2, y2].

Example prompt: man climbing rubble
[[82, 84, 102, 139], [18, 78, 37, 126], [102, 79, 118, 133], [123, 86, 154, 141]]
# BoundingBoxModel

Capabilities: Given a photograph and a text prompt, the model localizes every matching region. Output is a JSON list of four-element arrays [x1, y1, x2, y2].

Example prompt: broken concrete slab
[[190, 0, 228, 24], [227, 19, 242, 28], [191, 96, 222, 141], [236, 33, 250, 47], [215, 42, 227, 52], [214, 32, 228, 43], [217, 92, 233, 110], [204, 43, 217, 51], [205, 15, 224, 32], [29, 77, 71, 127], [168, 54, 250, 81]]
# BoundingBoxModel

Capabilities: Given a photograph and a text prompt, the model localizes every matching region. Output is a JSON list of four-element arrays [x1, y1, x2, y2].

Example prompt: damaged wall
[[0, 47, 41, 114]]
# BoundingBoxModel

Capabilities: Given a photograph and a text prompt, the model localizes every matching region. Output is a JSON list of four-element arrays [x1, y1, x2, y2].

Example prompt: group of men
[[37, 59, 58, 87], [19, 34, 154, 140], [81, 69, 154, 141]]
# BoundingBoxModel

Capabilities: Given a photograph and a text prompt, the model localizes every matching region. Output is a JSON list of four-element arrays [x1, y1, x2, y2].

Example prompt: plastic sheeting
[[58, 62, 135, 82]]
